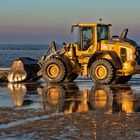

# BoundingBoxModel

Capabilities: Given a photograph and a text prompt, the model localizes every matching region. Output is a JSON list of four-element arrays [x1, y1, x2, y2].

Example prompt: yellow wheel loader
[[39, 23, 140, 85]]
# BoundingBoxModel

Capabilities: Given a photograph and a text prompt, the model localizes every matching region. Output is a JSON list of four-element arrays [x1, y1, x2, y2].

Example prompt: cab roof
[[73, 23, 112, 27]]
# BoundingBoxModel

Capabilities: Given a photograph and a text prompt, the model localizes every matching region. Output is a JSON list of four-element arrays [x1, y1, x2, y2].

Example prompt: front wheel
[[90, 59, 115, 85], [42, 58, 66, 83]]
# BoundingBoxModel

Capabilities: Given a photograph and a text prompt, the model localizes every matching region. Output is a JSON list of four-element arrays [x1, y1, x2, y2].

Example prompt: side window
[[82, 27, 93, 51], [97, 26, 108, 41]]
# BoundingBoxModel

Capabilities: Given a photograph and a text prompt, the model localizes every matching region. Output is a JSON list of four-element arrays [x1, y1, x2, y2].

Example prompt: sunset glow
[[0, 0, 140, 43]]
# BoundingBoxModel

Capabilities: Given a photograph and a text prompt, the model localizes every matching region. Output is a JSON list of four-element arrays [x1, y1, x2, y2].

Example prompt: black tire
[[116, 75, 132, 84], [90, 59, 115, 85], [64, 73, 79, 82], [42, 58, 66, 83]]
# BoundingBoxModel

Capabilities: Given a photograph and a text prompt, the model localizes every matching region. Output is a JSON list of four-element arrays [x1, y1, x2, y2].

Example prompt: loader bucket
[[7, 57, 41, 83]]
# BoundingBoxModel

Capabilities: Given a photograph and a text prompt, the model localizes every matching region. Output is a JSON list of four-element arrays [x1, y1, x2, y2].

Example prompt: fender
[[42, 52, 72, 74], [88, 51, 122, 69]]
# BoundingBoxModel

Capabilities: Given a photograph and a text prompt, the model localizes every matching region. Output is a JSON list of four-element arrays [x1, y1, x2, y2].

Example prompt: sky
[[0, 0, 140, 44]]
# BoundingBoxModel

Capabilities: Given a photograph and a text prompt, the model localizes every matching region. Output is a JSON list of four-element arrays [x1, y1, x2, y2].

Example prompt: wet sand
[[0, 77, 140, 139]]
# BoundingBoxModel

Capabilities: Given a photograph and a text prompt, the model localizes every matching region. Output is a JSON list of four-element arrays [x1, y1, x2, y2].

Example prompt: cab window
[[97, 26, 109, 41], [81, 26, 93, 51]]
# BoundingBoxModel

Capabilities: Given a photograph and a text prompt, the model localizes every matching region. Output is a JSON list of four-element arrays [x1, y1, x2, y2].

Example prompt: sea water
[[0, 44, 49, 68]]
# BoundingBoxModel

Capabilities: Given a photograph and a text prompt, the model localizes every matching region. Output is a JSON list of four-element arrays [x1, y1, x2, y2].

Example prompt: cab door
[[76, 25, 97, 55]]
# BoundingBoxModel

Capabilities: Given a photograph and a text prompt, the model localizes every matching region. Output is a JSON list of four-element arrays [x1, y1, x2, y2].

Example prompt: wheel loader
[[38, 23, 140, 85], [7, 22, 140, 84], [38, 83, 135, 114]]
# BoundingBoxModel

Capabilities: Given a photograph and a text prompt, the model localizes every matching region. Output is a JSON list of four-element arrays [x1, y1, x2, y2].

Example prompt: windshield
[[97, 25, 109, 41]]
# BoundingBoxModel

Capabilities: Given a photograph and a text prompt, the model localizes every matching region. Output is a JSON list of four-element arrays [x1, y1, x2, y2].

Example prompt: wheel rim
[[95, 65, 107, 79], [47, 64, 60, 78]]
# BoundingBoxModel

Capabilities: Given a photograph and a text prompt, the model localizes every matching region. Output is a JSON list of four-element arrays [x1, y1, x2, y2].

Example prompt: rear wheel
[[42, 58, 66, 82], [90, 59, 115, 85]]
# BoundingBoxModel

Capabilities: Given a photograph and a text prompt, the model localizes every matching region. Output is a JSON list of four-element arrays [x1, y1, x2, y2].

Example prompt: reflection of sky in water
[[0, 88, 13, 107]]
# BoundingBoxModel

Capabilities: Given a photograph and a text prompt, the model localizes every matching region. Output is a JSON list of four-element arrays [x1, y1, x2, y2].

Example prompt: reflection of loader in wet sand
[[7, 83, 40, 107], [37, 84, 109, 113], [89, 85, 113, 114], [90, 85, 134, 114], [63, 89, 89, 114], [37, 83, 90, 113], [7, 81, 138, 114], [38, 83, 138, 114], [37, 84, 66, 110], [114, 86, 134, 114], [7, 83, 27, 107]]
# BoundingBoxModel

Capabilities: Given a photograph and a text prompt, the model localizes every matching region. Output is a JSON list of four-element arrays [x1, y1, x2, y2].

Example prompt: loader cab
[[73, 25, 95, 51], [72, 23, 111, 52]]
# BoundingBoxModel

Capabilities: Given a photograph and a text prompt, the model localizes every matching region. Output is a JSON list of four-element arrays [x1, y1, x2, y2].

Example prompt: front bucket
[[7, 57, 41, 83]]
